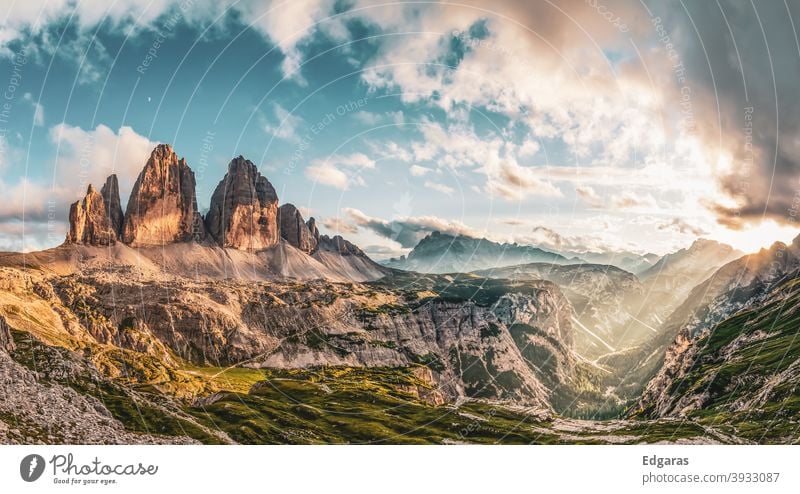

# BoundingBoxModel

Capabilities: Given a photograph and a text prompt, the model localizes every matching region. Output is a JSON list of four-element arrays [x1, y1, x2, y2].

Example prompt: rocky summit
[[205, 156, 280, 251], [278, 203, 317, 254], [122, 144, 206, 246], [66, 184, 118, 245], [101, 174, 124, 238]]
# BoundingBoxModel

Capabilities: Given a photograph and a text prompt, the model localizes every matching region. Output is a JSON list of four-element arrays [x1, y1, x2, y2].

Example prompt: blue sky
[[1, 0, 799, 257]]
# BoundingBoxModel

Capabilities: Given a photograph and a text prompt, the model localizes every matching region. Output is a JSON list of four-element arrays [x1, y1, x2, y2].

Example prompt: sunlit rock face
[[122, 144, 206, 246], [66, 183, 118, 246], [205, 156, 279, 251]]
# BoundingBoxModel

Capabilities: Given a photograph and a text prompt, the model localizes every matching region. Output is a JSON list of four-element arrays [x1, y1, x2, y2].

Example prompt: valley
[[1, 144, 798, 445]]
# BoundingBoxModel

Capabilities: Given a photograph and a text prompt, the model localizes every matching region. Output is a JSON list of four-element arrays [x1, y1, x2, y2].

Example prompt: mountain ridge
[[48, 144, 387, 283]]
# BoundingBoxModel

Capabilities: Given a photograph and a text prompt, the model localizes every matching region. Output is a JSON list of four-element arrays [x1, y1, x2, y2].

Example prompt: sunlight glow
[[709, 220, 800, 254]]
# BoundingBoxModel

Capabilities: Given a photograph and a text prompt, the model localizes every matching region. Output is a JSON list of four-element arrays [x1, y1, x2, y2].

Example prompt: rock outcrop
[[278, 203, 317, 254], [306, 217, 319, 244], [66, 184, 118, 245], [0, 315, 14, 352], [122, 144, 205, 246], [100, 174, 124, 238], [317, 234, 366, 257], [205, 156, 279, 251]]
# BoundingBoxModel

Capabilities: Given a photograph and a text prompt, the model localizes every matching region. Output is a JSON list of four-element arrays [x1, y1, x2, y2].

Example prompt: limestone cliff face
[[66, 184, 118, 245], [205, 156, 279, 251], [100, 174, 124, 238], [278, 204, 317, 254], [122, 144, 205, 246], [44, 272, 576, 408], [306, 217, 319, 244]]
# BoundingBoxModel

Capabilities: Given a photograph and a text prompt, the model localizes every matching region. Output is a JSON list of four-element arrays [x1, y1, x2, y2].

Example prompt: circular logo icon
[[20, 454, 45, 482]]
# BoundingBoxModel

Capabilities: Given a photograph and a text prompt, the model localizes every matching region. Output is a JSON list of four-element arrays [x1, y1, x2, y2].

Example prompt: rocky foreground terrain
[[1, 144, 798, 444]]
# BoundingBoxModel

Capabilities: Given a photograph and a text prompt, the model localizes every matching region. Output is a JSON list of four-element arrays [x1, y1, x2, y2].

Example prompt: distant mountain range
[[382, 231, 664, 275], [382, 231, 580, 273]]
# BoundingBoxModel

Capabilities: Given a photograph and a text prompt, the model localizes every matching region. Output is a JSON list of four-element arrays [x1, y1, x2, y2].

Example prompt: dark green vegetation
[[187, 366, 719, 444], [633, 277, 800, 444]]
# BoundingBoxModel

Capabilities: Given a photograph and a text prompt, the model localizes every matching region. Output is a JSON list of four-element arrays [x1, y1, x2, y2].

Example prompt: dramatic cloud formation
[[1, 0, 798, 254], [654, 1, 800, 230], [0, 0, 344, 80]]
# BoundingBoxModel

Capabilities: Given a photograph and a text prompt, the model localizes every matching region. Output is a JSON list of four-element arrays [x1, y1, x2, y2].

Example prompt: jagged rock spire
[[101, 174, 123, 238], [278, 204, 317, 254], [205, 156, 279, 251], [121, 144, 206, 246], [66, 183, 118, 246]]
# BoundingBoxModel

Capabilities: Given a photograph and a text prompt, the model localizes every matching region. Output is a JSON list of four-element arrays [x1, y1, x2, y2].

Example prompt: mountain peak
[[204, 155, 279, 250], [122, 144, 206, 246], [278, 203, 317, 254], [66, 178, 118, 246], [150, 143, 174, 159], [100, 174, 123, 238], [688, 238, 730, 252]]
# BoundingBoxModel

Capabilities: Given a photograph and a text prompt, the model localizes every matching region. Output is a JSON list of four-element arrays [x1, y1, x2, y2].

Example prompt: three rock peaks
[[66, 144, 357, 255]]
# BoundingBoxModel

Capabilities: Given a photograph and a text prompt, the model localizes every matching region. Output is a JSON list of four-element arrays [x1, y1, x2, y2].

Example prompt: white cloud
[[609, 190, 658, 210], [0, 218, 66, 252], [575, 185, 603, 208], [305, 162, 350, 189], [409, 165, 432, 177], [518, 140, 540, 157], [423, 180, 454, 195], [263, 103, 304, 142], [515, 226, 617, 254], [657, 218, 708, 236], [486, 159, 562, 200], [232, 0, 345, 81], [387, 119, 561, 201], [49, 123, 157, 204], [0, 0, 344, 82], [305, 153, 374, 189], [320, 216, 358, 234], [23, 93, 44, 126]]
